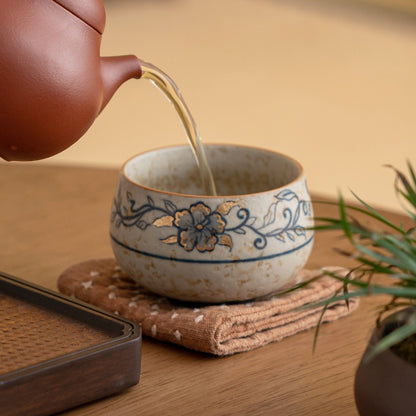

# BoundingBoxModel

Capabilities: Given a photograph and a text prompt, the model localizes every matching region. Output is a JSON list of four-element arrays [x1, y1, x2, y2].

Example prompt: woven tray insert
[[0, 292, 112, 374]]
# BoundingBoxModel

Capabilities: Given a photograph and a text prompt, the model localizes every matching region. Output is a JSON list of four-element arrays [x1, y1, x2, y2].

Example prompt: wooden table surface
[[0, 163, 406, 416]]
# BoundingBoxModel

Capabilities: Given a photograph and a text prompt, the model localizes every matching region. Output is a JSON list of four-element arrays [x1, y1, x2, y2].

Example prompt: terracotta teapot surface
[[0, 0, 142, 161]]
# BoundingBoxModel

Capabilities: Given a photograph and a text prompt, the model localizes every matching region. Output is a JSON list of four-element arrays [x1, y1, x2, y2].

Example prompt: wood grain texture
[[0, 164, 408, 415]]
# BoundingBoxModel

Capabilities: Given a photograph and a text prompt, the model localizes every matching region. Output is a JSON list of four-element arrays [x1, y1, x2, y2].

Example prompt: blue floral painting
[[111, 189, 312, 253]]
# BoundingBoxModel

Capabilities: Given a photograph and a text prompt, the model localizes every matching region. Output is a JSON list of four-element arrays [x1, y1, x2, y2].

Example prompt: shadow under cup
[[110, 144, 314, 303]]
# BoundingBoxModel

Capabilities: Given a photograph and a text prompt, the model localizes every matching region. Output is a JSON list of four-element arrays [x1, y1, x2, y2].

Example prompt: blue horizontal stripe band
[[110, 233, 314, 264]]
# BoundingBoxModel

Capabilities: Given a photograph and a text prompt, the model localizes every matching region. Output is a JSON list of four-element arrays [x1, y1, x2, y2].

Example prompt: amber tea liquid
[[141, 61, 217, 196]]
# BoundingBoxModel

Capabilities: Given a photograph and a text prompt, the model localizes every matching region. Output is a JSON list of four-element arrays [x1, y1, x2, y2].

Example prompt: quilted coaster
[[58, 258, 359, 355]]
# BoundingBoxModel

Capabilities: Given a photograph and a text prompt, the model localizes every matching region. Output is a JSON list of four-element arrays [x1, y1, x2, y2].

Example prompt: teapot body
[[0, 0, 141, 161]]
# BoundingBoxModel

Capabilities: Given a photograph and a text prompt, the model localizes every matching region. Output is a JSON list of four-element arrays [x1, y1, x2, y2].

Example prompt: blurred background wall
[[24, 0, 416, 211]]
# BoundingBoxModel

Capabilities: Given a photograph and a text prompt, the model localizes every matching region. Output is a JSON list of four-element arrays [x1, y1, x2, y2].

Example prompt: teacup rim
[[120, 143, 305, 199]]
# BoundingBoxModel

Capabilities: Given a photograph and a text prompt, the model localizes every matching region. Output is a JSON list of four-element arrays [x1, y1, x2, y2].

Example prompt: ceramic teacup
[[110, 144, 314, 303]]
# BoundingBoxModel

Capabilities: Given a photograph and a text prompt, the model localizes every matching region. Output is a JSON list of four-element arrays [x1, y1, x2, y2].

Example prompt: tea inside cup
[[123, 144, 302, 196]]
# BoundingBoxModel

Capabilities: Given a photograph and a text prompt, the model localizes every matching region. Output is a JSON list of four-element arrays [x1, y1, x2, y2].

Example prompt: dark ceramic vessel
[[354, 308, 416, 416]]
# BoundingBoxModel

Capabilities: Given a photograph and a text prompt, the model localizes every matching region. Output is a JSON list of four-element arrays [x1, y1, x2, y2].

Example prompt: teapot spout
[[100, 55, 142, 112]]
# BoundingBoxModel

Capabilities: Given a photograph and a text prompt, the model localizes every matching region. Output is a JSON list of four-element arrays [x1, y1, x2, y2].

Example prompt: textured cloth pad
[[58, 258, 359, 355]]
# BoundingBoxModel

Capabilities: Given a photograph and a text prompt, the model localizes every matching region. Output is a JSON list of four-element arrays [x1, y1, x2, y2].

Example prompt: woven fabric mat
[[58, 258, 359, 356]]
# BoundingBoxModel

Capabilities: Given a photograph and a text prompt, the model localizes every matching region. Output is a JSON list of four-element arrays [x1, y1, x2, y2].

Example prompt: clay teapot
[[0, 0, 142, 161]]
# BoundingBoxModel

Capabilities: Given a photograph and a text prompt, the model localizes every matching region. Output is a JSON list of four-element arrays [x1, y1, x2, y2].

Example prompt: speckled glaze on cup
[[110, 144, 314, 303]]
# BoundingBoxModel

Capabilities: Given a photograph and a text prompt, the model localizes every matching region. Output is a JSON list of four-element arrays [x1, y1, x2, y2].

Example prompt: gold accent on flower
[[174, 203, 226, 252]]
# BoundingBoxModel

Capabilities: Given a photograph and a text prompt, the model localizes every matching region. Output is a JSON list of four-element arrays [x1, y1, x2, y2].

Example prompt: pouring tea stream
[[140, 61, 217, 196]]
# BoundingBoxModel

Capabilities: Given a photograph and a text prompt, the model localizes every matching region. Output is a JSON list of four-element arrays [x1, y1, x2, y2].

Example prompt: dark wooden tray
[[0, 271, 141, 416]]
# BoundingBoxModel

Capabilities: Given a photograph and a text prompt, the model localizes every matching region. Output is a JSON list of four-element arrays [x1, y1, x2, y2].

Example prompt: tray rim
[[0, 270, 142, 385]]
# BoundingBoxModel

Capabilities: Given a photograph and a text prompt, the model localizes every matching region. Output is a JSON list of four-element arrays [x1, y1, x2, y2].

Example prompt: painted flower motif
[[112, 189, 311, 253], [174, 203, 226, 252]]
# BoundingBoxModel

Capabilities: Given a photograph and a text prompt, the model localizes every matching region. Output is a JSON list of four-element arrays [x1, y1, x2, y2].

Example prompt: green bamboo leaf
[[350, 191, 406, 234], [339, 195, 353, 241], [304, 285, 416, 310], [386, 164, 414, 196], [354, 244, 399, 267], [354, 241, 416, 273], [407, 160, 416, 189], [390, 273, 416, 282], [386, 163, 416, 219], [394, 188, 416, 223], [314, 198, 409, 233], [374, 238, 416, 273], [383, 235, 416, 254], [353, 257, 394, 275], [311, 221, 367, 236], [312, 216, 343, 224], [273, 275, 324, 297], [312, 301, 330, 352], [310, 225, 341, 232]]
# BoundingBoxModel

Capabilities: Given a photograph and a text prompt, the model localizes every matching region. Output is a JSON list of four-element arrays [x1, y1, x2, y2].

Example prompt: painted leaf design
[[164, 200, 177, 215], [294, 226, 306, 237], [263, 202, 278, 227], [161, 235, 178, 244], [147, 196, 155, 206], [276, 189, 297, 201], [286, 231, 295, 241], [216, 201, 238, 216], [268, 227, 284, 236], [245, 216, 257, 227], [137, 220, 149, 230], [292, 205, 301, 226], [153, 215, 174, 227], [219, 234, 233, 250]]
